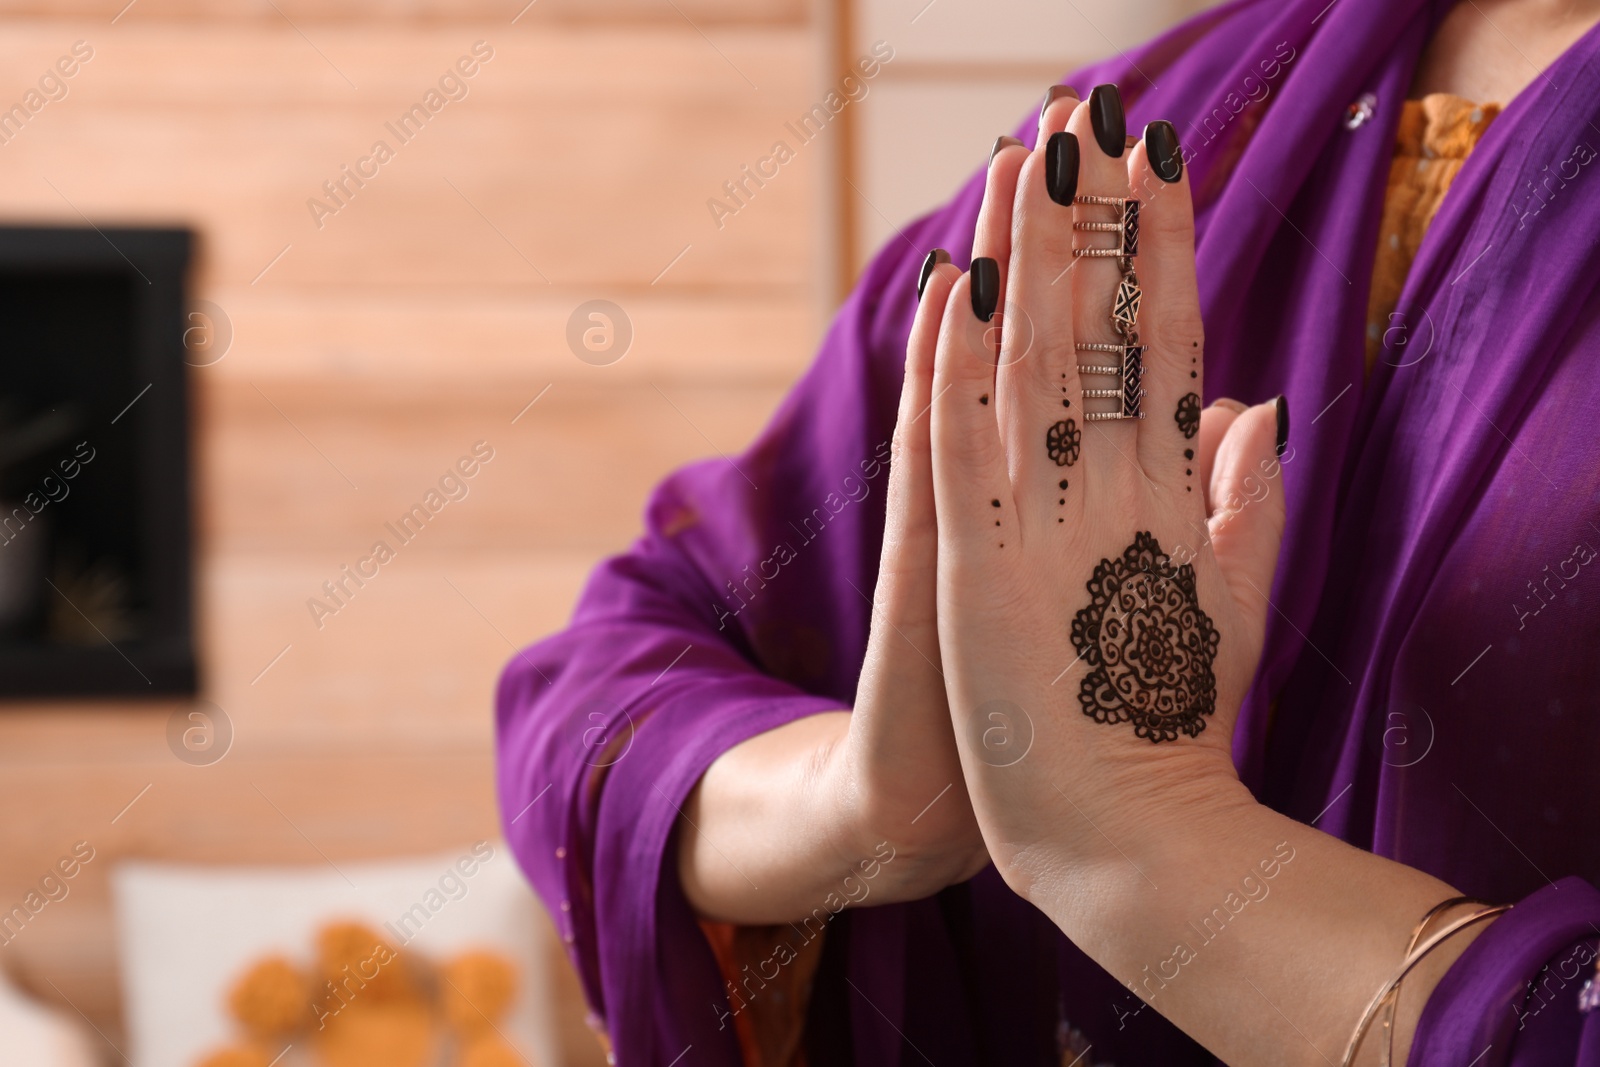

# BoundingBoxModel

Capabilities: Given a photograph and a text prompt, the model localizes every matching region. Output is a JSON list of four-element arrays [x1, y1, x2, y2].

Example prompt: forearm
[[676, 710, 881, 925], [1022, 783, 1484, 1067]]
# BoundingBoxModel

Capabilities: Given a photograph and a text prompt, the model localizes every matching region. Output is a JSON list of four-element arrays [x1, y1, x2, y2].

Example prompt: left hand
[[927, 89, 1289, 901]]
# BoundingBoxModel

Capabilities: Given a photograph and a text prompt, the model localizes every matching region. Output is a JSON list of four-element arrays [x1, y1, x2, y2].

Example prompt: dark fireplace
[[0, 226, 196, 696]]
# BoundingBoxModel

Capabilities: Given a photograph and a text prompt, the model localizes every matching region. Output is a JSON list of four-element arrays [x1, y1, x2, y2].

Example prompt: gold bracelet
[[1378, 897, 1494, 1067], [1340, 902, 1510, 1067]]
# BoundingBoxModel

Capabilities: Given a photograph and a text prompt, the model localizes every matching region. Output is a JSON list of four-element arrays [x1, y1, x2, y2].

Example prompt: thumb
[[1207, 396, 1289, 624]]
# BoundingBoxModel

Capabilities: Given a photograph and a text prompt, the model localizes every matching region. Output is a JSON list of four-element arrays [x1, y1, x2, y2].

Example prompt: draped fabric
[[497, 0, 1600, 1061]]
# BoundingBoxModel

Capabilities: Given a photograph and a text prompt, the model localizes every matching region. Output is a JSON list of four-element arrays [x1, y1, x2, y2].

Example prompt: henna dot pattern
[[1069, 532, 1220, 743], [1175, 392, 1201, 440], [1046, 419, 1081, 467]]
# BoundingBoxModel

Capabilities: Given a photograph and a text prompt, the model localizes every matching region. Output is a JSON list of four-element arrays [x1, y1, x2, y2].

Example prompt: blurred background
[[0, 0, 1218, 1063]]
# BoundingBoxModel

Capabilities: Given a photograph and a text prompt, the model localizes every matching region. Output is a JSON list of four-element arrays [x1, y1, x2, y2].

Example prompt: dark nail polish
[[971, 257, 999, 322], [1145, 120, 1183, 183], [1045, 132, 1079, 206], [1275, 395, 1290, 457], [990, 135, 1024, 165], [1039, 83, 1079, 123], [917, 248, 951, 300], [1089, 84, 1125, 157]]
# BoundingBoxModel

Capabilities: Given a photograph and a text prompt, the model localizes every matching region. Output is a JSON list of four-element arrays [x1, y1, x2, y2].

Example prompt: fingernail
[[1145, 120, 1183, 183], [971, 257, 999, 322], [1211, 397, 1249, 414], [1039, 83, 1079, 124], [1045, 132, 1080, 206], [1089, 84, 1125, 157], [990, 135, 1024, 165], [1275, 395, 1290, 457], [917, 248, 951, 300]]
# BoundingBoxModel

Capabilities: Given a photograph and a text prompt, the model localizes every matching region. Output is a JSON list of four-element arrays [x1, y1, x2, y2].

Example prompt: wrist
[[996, 742, 1260, 914], [809, 726, 927, 909], [825, 715, 989, 906]]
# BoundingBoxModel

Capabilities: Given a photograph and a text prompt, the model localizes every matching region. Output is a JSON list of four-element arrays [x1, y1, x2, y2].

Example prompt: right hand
[[814, 245, 989, 902], [675, 105, 1051, 922], [816, 115, 1069, 902]]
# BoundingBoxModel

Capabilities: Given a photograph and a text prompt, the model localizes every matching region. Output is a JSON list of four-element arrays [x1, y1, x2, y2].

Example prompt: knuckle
[[1154, 304, 1205, 357]]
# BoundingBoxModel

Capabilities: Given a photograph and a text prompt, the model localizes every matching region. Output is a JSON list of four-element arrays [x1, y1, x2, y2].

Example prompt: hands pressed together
[[844, 81, 1290, 910], [683, 83, 1477, 1067]]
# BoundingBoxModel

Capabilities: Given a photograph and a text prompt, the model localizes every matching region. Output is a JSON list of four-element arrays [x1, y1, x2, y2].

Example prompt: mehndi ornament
[[1074, 195, 1144, 421], [1070, 532, 1219, 742]]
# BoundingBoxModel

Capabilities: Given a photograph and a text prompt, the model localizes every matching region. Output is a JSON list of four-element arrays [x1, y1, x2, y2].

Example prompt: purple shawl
[[497, 0, 1600, 1061]]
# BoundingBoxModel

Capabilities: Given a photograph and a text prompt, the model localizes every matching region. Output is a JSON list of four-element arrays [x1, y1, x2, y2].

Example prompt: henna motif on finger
[[1175, 392, 1200, 440], [1047, 419, 1080, 467], [1069, 532, 1219, 743]]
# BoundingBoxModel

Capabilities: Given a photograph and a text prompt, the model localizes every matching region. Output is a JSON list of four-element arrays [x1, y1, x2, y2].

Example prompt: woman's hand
[[809, 252, 990, 901], [924, 89, 1475, 1067], [927, 87, 1289, 896], [678, 126, 1065, 921]]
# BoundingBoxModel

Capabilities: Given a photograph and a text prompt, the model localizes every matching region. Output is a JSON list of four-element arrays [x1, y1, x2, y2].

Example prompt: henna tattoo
[[1070, 532, 1219, 743], [1046, 419, 1080, 467], [1175, 392, 1200, 440]]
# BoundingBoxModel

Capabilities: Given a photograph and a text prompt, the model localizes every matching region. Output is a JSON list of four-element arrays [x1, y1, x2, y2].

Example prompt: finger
[[1196, 398, 1247, 513], [1035, 82, 1080, 143], [1127, 119, 1204, 496], [979, 136, 1029, 263], [996, 120, 1083, 534], [932, 267, 1013, 555], [1065, 84, 1139, 484], [972, 134, 1029, 366], [877, 249, 959, 640], [1208, 397, 1289, 615]]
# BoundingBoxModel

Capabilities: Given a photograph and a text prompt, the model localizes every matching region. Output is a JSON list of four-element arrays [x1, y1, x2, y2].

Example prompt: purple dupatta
[[498, 0, 1600, 1061]]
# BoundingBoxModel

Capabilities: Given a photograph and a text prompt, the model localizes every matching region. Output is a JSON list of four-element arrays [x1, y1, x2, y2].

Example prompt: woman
[[497, 0, 1600, 1061]]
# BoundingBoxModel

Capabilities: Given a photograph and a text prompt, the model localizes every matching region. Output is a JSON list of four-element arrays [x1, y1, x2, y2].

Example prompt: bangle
[[1340, 900, 1510, 1067], [1376, 897, 1493, 1067]]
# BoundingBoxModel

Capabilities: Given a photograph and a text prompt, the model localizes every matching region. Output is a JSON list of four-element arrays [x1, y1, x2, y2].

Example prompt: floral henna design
[[1047, 419, 1081, 467], [1175, 392, 1200, 440], [1069, 532, 1220, 743]]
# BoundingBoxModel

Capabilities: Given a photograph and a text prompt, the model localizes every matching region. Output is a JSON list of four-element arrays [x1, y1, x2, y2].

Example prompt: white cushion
[[113, 842, 558, 1067]]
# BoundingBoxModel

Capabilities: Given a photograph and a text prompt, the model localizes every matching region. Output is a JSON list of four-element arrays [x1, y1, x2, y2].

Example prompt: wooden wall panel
[[197, 382, 790, 551], [0, 28, 819, 290], [0, 2, 828, 1059], [0, 0, 807, 25], [197, 289, 817, 384]]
